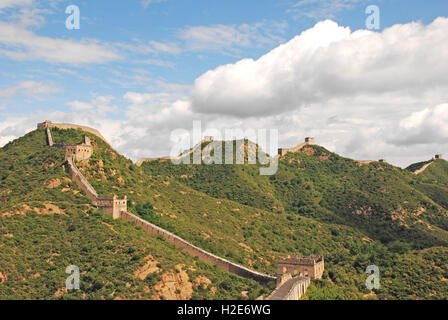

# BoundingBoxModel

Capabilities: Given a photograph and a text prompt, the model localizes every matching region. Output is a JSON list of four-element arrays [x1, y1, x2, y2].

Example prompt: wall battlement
[[277, 255, 324, 281], [97, 195, 128, 220], [37, 120, 115, 151], [119, 211, 276, 283], [278, 137, 315, 157]]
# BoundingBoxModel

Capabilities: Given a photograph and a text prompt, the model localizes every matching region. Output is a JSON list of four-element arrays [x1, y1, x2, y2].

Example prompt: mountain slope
[[0, 129, 269, 300], [139, 141, 448, 299], [3, 128, 448, 300]]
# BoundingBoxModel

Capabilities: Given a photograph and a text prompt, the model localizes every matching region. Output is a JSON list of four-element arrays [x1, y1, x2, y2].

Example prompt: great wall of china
[[136, 136, 214, 167], [37, 120, 447, 299], [38, 121, 320, 300]]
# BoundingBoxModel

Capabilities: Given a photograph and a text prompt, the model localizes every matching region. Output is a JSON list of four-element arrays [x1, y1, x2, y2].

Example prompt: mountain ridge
[[2, 123, 448, 299]]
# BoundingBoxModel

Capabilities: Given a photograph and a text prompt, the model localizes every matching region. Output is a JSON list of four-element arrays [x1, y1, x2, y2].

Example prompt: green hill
[[140, 141, 448, 299], [0, 129, 269, 300], [2, 127, 448, 300]]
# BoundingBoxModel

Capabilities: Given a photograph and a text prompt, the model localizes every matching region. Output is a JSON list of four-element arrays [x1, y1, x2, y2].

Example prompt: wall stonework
[[97, 195, 127, 219], [66, 156, 98, 202], [278, 137, 315, 157], [267, 276, 311, 300], [42, 123, 126, 219], [37, 120, 115, 151], [64, 144, 93, 162], [277, 255, 324, 280], [120, 211, 276, 283]]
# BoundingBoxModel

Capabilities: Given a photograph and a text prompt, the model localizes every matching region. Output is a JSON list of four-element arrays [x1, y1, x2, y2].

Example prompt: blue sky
[[0, 0, 448, 166]]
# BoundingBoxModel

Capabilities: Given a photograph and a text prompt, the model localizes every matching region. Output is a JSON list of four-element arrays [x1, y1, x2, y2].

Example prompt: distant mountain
[[1, 126, 448, 300]]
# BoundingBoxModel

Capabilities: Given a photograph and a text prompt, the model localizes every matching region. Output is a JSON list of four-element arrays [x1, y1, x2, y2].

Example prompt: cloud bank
[[191, 18, 448, 117]]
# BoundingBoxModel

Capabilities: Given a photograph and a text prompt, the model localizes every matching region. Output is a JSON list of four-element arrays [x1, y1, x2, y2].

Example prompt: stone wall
[[414, 161, 434, 175], [278, 138, 315, 157], [97, 195, 127, 219], [43, 124, 127, 217], [37, 120, 115, 152], [64, 144, 93, 162], [66, 156, 98, 202], [266, 276, 311, 300], [120, 211, 277, 283], [277, 255, 324, 280], [46, 127, 54, 146], [136, 138, 215, 166]]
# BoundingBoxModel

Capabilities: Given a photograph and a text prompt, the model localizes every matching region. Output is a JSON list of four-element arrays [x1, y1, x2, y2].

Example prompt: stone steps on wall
[[266, 276, 311, 300]]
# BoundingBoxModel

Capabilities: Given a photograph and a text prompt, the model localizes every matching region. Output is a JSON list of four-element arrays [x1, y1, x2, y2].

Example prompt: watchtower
[[305, 137, 315, 145], [37, 120, 53, 129], [64, 136, 93, 161], [277, 255, 324, 280], [97, 195, 127, 219], [435, 154, 443, 160]]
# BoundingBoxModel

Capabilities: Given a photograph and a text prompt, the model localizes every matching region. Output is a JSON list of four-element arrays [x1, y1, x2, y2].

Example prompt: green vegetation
[[0, 129, 268, 300], [2, 128, 448, 300]]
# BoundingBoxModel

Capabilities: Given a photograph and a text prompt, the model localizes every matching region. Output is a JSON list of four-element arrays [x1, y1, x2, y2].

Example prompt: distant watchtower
[[305, 137, 315, 145], [278, 137, 316, 156], [204, 136, 214, 142], [435, 154, 443, 160], [37, 120, 53, 129]]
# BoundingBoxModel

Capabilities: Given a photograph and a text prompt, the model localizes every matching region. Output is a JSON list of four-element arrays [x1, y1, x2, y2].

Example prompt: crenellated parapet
[[278, 137, 315, 157], [97, 195, 128, 220], [277, 255, 324, 281]]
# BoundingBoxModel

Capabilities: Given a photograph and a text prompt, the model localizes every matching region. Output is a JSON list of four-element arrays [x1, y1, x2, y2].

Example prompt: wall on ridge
[[278, 140, 313, 157], [414, 162, 434, 175], [120, 211, 277, 283], [66, 156, 98, 202], [38, 121, 115, 152]]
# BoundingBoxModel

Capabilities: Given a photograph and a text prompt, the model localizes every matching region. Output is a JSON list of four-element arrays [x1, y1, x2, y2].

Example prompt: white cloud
[[0, 0, 33, 10], [3, 18, 448, 169], [117, 40, 182, 56], [178, 22, 287, 54], [66, 96, 118, 116], [137, 58, 175, 68], [191, 18, 448, 117], [289, 0, 366, 20], [390, 104, 448, 146], [141, 0, 166, 9], [0, 81, 59, 99], [0, 22, 121, 64]]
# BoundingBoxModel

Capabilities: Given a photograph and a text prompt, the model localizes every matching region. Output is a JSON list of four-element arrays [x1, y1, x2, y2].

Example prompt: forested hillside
[[1, 128, 448, 300]]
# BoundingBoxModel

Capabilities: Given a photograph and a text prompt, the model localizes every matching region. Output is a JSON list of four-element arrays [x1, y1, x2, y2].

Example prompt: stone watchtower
[[97, 195, 128, 220], [278, 137, 315, 156], [277, 255, 324, 280], [435, 154, 443, 160], [63, 136, 93, 162], [305, 137, 315, 145], [37, 120, 53, 129]]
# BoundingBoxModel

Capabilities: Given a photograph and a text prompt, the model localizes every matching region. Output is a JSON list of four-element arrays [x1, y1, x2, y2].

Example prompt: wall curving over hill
[[120, 211, 277, 283]]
